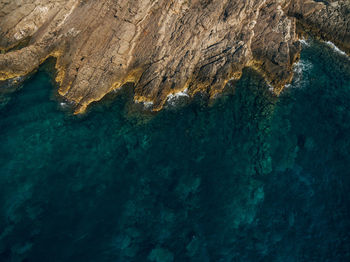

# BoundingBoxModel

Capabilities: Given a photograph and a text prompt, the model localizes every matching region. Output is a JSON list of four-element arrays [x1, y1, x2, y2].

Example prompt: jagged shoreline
[[0, 0, 349, 114]]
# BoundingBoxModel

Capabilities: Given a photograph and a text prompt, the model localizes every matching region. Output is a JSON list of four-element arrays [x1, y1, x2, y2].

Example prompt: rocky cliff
[[0, 0, 349, 113]]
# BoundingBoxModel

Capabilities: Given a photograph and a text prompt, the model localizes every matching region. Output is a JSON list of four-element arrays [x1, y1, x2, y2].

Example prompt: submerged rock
[[148, 247, 174, 262], [0, 0, 349, 113]]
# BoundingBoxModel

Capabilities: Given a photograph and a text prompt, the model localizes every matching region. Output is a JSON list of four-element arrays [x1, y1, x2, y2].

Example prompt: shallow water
[[0, 40, 350, 261]]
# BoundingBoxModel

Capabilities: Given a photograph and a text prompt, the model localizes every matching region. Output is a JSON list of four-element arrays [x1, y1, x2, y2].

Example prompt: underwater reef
[[0, 38, 350, 261]]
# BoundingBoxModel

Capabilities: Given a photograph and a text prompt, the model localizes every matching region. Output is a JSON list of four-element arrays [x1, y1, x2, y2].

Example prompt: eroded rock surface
[[0, 0, 349, 113]]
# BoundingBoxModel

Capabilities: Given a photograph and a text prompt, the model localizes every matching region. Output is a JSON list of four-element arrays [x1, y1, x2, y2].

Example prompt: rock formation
[[0, 0, 349, 113]]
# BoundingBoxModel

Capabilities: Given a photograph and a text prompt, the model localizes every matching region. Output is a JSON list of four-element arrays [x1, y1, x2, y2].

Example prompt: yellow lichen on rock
[[0, 0, 349, 114]]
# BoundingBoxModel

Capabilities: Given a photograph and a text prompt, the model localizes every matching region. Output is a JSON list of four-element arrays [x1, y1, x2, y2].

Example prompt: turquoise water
[[0, 40, 350, 261]]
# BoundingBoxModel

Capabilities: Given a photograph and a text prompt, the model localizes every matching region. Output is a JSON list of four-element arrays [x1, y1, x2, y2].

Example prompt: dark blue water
[[0, 40, 350, 262]]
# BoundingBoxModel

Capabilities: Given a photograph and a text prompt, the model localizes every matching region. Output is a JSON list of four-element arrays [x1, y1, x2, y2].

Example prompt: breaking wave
[[325, 41, 349, 59]]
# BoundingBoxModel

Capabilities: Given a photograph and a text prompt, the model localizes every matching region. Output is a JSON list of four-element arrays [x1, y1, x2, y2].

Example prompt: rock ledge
[[0, 0, 349, 113]]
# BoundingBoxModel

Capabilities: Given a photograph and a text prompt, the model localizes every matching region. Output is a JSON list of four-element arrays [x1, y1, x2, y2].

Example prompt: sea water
[[0, 39, 349, 261]]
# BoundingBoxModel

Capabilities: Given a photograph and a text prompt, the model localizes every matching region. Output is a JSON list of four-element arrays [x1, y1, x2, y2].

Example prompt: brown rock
[[0, 0, 349, 113]]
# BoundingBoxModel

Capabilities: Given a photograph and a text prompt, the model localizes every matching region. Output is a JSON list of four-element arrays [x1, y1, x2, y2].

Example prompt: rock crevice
[[0, 0, 349, 113]]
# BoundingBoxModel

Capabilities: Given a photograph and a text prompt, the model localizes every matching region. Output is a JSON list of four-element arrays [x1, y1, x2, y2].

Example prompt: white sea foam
[[142, 101, 154, 109], [167, 88, 189, 106], [267, 83, 274, 93], [325, 41, 349, 59], [59, 101, 74, 110], [9, 76, 25, 84], [14, 76, 24, 82], [134, 98, 154, 109], [293, 60, 313, 75], [285, 59, 313, 89], [299, 38, 310, 47]]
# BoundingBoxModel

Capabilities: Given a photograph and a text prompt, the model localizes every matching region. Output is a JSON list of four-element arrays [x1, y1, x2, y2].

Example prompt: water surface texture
[[0, 40, 350, 261]]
